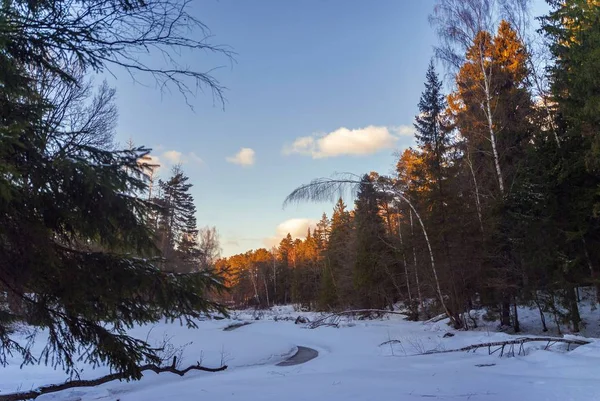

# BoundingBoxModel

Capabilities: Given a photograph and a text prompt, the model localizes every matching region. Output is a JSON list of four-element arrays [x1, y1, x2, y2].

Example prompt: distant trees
[[183, 0, 600, 340], [213, 1, 600, 338]]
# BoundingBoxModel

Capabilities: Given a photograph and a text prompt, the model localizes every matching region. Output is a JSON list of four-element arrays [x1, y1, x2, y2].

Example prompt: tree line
[[220, 0, 600, 334]]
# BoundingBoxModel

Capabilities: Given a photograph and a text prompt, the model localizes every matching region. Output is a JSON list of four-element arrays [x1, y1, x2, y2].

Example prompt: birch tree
[[431, 0, 531, 197]]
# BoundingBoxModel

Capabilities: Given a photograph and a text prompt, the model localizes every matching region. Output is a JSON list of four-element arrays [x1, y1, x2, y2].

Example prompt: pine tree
[[353, 175, 395, 309], [320, 199, 353, 309], [276, 234, 294, 304], [314, 213, 330, 253], [538, 0, 600, 329], [412, 61, 474, 324], [414, 61, 455, 210], [414, 61, 453, 254], [154, 165, 200, 272], [415, 62, 449, 156]]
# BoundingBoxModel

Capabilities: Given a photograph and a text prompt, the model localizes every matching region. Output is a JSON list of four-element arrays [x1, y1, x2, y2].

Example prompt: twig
[[380, 339, 403, 346]]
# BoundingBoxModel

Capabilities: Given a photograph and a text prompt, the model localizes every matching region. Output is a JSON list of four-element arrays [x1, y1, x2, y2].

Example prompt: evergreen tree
[[414, 61, 455, 215], [543, 0, 600, 173], [155, 165, 200, 272], [415, 62, 449, 158], [0, 0, 227, 374], [276, 234, 294, 304], [538, 0, 600, 329], [0, 133, 225, 377], [320, 199, 353, 309], [413, 62, 460, 309], [353, 175, 395, 309], [314, 213, 330, 253]]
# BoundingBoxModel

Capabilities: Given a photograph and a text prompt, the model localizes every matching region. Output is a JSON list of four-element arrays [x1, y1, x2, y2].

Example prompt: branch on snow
[[413, 337, 589, 358], [308, 309, 407, 329], [0, 357, 227, 401]]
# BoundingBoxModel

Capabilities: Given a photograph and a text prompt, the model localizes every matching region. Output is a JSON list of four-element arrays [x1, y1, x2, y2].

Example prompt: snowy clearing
[[3, 306, 600, 401]]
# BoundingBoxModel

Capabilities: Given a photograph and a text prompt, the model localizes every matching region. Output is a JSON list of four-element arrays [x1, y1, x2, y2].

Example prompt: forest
[[216, 0, 600, 334], [0, 0, 599, 391]]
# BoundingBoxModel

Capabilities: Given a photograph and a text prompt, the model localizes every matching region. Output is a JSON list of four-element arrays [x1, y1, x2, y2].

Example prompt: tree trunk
[[399, 195, 457, 328], [551, 293, 562, 335], [466, 153, 484, 234], [501, 299, 511, 327], [534, 297, 548, 332], [263, 274, 270, 307], [409, 210, 423, 309], [512, 301, 520, 333], [398, 215, 412, 302], [565, 285, 581, 333], [250, 267, 260, 305], [479, 50, 505, 196], [582, 237, 600, 304]]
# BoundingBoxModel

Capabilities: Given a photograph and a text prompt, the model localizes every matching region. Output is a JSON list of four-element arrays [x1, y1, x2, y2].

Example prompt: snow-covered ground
[[3, 305, 600, 401]]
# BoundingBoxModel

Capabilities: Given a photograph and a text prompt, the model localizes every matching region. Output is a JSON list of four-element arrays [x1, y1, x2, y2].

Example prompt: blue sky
[[106, 0, 548, 256]]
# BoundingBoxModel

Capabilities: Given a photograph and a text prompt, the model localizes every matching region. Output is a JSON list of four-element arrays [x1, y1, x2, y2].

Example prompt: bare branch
[[4, 0, 234, 106], [283, 173, 363, 207], [419, 337, 589, 357], [308, 309, 407, 329], [0, 358, 227, 401]]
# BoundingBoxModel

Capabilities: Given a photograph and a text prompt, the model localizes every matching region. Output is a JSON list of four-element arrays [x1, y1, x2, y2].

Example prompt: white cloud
[[163, 150, 184, 164], [263, 218, 318, 248], [226, 147, 255, 167], [283, 125, 414, 158], [147, 150, 203, 168], [394, 125, 416, 136]]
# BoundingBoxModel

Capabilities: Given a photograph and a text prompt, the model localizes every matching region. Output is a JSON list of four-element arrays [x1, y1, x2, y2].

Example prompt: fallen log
[[423, 313, 447, 324], [422, 337, 589, 357], [308, 309, 406, 329], [0, 357, 227, 401]]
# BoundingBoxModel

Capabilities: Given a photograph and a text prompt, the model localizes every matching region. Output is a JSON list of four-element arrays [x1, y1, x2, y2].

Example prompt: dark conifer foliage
[[352, 175, 396, 309], [414, 61, 449, 155], [0, 0, 227, 379], [0, 138, 225, 377], [154, 166, 201, 273]]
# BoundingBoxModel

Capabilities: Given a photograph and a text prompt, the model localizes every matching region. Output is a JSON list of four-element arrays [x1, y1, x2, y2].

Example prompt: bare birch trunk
[[393, 191, 457, 328], [409, 210, 423, 309], [466, 152, 484, 234], [582, 237, 600, 304], [263, 274, 270, 307], [398, 215, 412, 302], [479, 49, 505, 196], [272, 249, 277, 300], [250, 266, 259, 304]]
